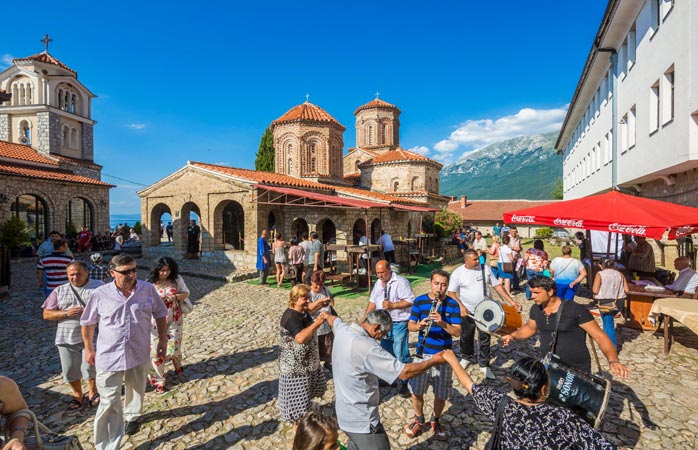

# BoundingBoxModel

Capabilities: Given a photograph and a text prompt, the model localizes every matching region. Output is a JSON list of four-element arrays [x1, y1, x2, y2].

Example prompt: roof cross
[[305, 93, 310, 103], [41, 34, 53, 52], [375, 91, 380, 99]]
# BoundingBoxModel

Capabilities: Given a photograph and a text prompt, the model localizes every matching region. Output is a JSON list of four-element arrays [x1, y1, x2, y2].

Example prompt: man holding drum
[[502, 276, 629, 378], [447, 250, 521, 379]]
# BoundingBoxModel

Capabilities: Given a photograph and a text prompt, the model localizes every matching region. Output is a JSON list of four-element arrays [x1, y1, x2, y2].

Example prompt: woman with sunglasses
[[441, 350, 621, 449], [147, 257, 191, 393]]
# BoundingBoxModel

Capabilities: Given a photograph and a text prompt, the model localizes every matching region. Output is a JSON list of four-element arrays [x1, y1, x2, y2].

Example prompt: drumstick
[[469, 315, 503, 339]]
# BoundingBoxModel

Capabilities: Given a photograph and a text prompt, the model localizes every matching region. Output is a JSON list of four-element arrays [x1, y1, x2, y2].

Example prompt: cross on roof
[[41, 34, 53, 52], [305, 93, 310, 103], [375, 91, 380, 99]]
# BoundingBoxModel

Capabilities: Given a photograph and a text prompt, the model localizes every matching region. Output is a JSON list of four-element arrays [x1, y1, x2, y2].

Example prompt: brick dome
[[272, 101, 345, 129]]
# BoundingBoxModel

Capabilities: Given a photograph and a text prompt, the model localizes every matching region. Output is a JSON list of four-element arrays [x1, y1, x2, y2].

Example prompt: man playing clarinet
[[403, 269, 461, 441]]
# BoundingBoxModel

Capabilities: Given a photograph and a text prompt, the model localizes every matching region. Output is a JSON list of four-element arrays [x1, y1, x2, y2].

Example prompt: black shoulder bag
[[484, 395, 509, 450]]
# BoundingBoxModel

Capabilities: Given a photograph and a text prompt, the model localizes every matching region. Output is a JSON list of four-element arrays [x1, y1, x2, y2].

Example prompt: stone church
[[0, 37, 111, 243], [139, 98, 449, 269]]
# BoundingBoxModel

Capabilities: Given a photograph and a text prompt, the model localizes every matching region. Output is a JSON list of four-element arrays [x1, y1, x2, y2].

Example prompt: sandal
[[88, 392, 100, 407], [67, 397, 83, 411]]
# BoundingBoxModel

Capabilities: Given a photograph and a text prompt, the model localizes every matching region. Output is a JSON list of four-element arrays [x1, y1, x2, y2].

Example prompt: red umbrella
[[503, 190, 698, 240]]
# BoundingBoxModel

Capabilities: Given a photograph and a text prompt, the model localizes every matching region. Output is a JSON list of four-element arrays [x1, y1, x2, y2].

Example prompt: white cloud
[[408, 145, 431, 156], [212, 161, 230, 166], [432, 106, 567, 161], [127, 123, 147, 130], [0, 54, 15, 69]]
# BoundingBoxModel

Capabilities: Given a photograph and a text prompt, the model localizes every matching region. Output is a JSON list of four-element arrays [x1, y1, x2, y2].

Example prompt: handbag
[[4, 409, 84, 450], [502, 262, 513, 273], [484, 395, 509, 450], [179, 296, 194, 315]]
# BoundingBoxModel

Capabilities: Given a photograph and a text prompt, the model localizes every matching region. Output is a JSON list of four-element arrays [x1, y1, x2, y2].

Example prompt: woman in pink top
[[524, 239, 549, 300]]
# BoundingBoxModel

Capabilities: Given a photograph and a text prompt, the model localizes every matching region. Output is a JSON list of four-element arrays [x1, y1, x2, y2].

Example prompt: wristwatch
[[12, 425, 26, 435]]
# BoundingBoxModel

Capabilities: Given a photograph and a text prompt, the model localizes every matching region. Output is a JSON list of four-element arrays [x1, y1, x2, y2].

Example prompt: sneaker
[[459, 358, 473, 369], [125, 420, 139, 435], [431, 419, 447, 440], [480, 366, 495, 379], [404, 419, 426, 438], [398, 382, 411, 398]]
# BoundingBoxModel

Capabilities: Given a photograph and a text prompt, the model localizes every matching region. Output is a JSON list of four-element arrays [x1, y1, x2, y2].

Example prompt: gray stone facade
[[0, 114, 7, 141], [81, 122, 94, 160], [35, 111, 62, 154]]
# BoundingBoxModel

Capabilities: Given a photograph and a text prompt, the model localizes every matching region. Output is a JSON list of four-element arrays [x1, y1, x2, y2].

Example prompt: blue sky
[[1, 1, 607, 214]]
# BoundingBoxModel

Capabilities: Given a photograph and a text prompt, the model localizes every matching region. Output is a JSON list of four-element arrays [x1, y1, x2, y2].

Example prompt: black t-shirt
[[280, 308, 312, 338], [530, 301, 594, 371]]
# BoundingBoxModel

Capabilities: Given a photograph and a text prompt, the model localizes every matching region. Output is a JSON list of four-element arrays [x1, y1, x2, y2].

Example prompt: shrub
[[134, 221, 142, 235], [0, 216, 30, 249], [535, 227, 553, 239]]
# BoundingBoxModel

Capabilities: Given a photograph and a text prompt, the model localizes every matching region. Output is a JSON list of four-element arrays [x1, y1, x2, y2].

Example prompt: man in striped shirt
[[404, 269, 461, 440], [37, 239, 73, 296]]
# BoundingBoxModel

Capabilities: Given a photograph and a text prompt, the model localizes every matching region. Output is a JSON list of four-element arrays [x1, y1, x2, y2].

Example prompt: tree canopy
[[255, 128, 275, 172]]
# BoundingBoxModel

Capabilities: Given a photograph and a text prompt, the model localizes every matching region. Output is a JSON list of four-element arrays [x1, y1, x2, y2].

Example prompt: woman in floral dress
[[147, 257, 191, 393]]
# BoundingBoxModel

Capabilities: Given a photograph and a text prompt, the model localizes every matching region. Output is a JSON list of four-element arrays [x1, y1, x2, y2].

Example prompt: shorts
[[57, 343, 96, 383], [497, 263, 513, 280], [408, 353, 452, 399]]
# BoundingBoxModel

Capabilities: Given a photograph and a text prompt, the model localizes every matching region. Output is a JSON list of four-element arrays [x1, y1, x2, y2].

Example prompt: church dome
[[354, 98, 401, 115], [13, 51, 77, 75], [272, 101, 345, 130]]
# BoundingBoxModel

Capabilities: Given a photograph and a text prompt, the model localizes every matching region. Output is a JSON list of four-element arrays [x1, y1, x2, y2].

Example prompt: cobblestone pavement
[[2, 259, 698, 449]]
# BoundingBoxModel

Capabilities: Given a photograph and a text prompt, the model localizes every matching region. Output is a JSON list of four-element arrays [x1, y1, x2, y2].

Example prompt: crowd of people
[[8, 221, 698, 450]]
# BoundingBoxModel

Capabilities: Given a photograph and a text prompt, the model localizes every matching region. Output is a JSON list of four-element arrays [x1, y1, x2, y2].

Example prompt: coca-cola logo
[[511, 215, 535, 224], [608, 223, 647, 235], [675, 226, 695, 238], [553, 218, 584, 228]]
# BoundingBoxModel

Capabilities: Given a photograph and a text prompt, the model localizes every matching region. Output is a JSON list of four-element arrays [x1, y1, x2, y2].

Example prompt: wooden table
[[393, 239, 417, 273], [345, 244, 380, 291], [648, 298, 698, 354], [620, 285, 678, 331]]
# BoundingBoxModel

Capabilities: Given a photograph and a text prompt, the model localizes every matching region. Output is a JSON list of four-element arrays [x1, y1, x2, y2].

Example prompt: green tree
[[535, 226, 553, 239], [255, 127, 275, 172], [134, 221, 142, 235], [434, 208, 463, 237], [0, 216, 30, 249], [551, 177, 563, 200]]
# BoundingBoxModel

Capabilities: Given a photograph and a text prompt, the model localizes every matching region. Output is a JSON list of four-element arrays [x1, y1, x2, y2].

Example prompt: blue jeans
[[380, 320, 411, 365], [601, 312, 617, 347], [556, 282, 578, 301], [525, 269, 544, 299]]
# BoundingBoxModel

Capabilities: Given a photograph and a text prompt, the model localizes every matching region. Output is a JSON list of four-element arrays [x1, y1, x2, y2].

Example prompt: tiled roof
[[189, 162, 335, 190], [0, 141, 59, 166], [335, 186, 425, 205], [272, 101, 345, 129], [354, 98, 401, 115], [13, 51, 77, 75], [361, 148, 442, 168], [448, 199, 558, 222], [54, 154, 102, 168], [0, 164, 111, 186], [343, 172, 361, 179]]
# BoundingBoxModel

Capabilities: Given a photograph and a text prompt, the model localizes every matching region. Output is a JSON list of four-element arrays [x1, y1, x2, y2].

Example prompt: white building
[[556, 0, 698, 206]]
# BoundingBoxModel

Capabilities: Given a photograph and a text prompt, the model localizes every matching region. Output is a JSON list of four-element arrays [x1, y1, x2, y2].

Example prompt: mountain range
[[439, 131, 562, 200]]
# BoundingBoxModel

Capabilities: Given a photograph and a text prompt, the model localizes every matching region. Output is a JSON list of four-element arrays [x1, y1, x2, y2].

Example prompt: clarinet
[[415, 297, 439, 359]]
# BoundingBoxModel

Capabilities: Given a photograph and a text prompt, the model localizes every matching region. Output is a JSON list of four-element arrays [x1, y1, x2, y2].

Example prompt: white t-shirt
[[448, 265, 500, 313], [498, 245, 513, 263], [369, 272, 414, 322]]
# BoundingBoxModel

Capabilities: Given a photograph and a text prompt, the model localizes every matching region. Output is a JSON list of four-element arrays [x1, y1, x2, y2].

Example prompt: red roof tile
[[362, 148, 442, 168], [354, 98, 401, 115], [335, 186, 425, 205], [448, 199, 558, 222], [14, 51, 77, 75], [189, 162, 335, 190], [272, 102, 345, 129], [0, 164, 111, 186], [0, 141, 58, 165]]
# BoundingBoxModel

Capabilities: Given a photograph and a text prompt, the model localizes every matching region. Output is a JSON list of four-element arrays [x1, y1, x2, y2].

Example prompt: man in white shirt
[[379, 230, 396, 265], [447, 250, 521, 379], [364, 260, 414, 397], [666, 257, 698, 295], [471, 231, 488, 266]]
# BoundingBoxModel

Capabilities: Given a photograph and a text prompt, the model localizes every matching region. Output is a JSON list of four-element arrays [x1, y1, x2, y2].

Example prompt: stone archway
[[149, 203, 172, 247], [222, 200, 245, 250], [10, 193, 49, 243], [318, 218, 336, 244], [352, 219, 366, 245], [65, 197, 94, 236], [291, 218, 309, 242], [370, 218, 381, 244], [178, 202, 201, 255]]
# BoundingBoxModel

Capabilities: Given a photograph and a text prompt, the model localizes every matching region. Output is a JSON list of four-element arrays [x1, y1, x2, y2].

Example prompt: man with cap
[[89, 253, 110, 283]]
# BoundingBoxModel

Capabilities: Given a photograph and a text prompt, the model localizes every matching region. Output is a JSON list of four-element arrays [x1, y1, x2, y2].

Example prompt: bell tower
[[353, 95, 401, 152]]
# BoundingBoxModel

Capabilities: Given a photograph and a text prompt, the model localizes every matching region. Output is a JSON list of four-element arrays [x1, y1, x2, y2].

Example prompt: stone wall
[[0, 114, 8, 141], [634, 168, 698, 207], [81, 122, 94, 160], [354, 107, 400, 149], [0, 174, 110, 236], [35, 111, 61, 153]]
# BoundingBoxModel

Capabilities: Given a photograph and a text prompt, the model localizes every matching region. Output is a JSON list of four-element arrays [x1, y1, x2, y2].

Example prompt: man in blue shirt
[[256, 230, 270, 285], [36, 230, 60, 258], [404, 269, 461, 441]]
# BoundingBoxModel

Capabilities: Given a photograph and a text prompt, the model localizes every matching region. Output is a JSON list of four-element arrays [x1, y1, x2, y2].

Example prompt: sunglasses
[[112, 268, 138, 275]]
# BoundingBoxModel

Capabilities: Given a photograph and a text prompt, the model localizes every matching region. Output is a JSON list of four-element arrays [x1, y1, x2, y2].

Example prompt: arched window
[[11, 194, 48, 242], [367, 125, 373, 145], [381, 124, 387, 144], [66, 197, 93, 233], [288, 158, 293, 174], [411, 176, 420, 191], [222, 201, 245, 250], [393, 181, 399, 192], [62, 126, 69, 147], [18, 120, 31, 145], [70, 94, 77, 113], [71, 128, 78, 148], [311, 157, 316, 172], [355, 160, 360, 171]]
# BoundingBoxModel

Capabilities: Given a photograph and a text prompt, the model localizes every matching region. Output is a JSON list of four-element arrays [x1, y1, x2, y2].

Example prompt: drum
[[544, 354, 611, 429], [472, 299, 523, 335]]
